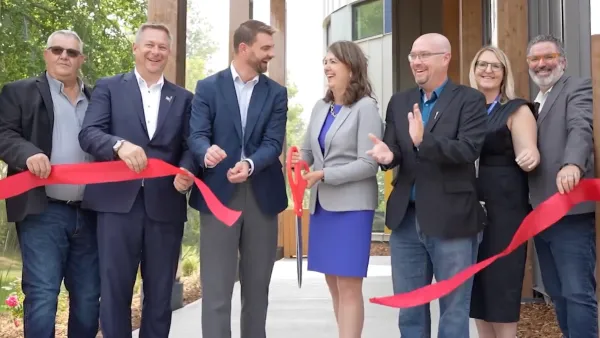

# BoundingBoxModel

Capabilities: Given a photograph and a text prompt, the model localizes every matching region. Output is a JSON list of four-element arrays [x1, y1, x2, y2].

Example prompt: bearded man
[[527, 34, 597, 338]]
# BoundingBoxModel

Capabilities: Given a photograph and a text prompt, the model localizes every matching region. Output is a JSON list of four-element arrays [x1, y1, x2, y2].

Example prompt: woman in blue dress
[[291, 40, 383, 338]]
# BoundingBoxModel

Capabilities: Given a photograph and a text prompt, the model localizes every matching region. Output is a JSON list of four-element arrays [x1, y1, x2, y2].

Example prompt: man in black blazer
[[78, 23, 195, 338], [0, 30, 100, 337], [367, 33, 488, 337]]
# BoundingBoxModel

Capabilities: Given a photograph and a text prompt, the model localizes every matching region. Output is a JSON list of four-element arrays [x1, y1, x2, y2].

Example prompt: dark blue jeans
[[534, 212, 597, 338], [390, 205, 481, 338], [16, 201, 100, 338]]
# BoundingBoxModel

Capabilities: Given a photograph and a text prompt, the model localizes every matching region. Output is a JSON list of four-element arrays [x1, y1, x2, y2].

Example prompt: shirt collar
[[46, 72, 84, 92], [534, 86, 553, 103], [230, 62, 259, 85], [420, 78, 448, 102], [134, 68, 164, 88]]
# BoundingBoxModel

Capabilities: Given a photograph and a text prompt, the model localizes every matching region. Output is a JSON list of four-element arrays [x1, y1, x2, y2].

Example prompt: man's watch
[[113, 139, 125, 154]]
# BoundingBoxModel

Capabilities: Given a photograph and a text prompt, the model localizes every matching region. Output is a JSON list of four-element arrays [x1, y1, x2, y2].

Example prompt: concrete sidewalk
[[132, 256, 478, 337]]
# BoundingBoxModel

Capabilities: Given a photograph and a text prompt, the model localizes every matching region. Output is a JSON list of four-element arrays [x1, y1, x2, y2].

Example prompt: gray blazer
[[301, 96, 384, 213], [528, 74, 595, 215]]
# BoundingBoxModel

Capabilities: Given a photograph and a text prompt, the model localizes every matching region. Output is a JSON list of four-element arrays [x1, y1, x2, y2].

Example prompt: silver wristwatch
[[113, 139, 125, 153]]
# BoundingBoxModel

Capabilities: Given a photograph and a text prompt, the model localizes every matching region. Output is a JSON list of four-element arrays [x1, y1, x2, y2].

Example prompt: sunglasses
[[47, 46, 81, 58]]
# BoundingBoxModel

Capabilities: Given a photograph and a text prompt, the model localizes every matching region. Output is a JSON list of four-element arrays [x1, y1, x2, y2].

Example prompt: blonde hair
[[468, 46, 516, 103]]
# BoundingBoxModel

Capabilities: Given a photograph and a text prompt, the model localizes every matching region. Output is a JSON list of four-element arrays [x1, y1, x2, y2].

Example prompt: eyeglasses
[[475, 61, 504, 71], [526, 53, 561, 65], [407, 52, 445, 62], [47, 46, 81, 58]]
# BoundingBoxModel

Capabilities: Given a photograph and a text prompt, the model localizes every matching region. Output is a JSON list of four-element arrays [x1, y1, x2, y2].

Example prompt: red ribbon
[[369, 178, 599, 308], [0, 158, 241, 226]]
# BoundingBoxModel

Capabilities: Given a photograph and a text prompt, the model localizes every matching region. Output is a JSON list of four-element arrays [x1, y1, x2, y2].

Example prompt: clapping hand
[[407, 103, 424, 147], [366, 133, 394, 165]]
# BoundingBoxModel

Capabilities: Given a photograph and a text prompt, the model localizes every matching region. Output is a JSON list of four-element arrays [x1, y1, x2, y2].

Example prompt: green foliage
[[0, 0, 147, 87], [1, 276, 24, 323], [185, 1, 217, 92], [353, 0, 383, 40], [285, 80, 306, 150], [180, 245, 199, 277]]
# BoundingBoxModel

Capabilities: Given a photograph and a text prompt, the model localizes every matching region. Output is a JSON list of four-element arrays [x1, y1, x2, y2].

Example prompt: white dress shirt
[[134, 68, 164, 139], [205, 62, 257, 174], [534, 86, 553, 112]]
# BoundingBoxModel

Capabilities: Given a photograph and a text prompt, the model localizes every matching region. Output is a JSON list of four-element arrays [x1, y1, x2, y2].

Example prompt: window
[[352, 0, 384, 41]]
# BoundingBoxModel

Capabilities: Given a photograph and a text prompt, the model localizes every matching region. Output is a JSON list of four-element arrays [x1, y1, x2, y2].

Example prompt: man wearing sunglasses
[[0, 30, 100, 337]]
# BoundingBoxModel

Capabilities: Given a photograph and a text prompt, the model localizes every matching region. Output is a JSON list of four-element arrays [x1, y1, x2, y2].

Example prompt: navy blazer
[[78, 71, 195, 223], [188, 68, 288, 216]]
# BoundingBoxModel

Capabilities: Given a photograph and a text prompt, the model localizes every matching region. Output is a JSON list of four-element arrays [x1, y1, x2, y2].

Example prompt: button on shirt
[[410, 80, 448, 201], [45, 74, 91, 202], [135, 68, 164, 139]]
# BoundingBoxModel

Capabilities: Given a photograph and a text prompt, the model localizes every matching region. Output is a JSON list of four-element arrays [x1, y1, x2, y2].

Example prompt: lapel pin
[[434, 111, 439, 120], [166, 96, 172, 102]]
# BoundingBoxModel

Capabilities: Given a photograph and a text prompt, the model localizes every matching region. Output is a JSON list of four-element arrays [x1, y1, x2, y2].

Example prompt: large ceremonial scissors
[[286, 146, 309, 288]]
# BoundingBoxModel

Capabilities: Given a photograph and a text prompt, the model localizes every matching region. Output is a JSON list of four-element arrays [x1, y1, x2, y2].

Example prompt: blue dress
[[306, 104, 375, 278]]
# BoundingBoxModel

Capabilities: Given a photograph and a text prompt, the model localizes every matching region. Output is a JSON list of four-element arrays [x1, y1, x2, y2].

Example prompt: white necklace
[[329, 103, 340, 118]]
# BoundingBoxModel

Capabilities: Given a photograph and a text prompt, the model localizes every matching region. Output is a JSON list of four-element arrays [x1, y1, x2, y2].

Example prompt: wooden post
[[147, 0, 187, 86], [229, 0, 251, 63], [437, 0, 482, 85], [494, 0, 534, 300], [147, 0, 188, 310], [269, 0, 287, 260]]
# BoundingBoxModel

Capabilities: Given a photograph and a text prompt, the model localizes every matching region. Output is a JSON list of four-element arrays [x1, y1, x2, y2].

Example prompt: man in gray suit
[[527, 34, 597, 338]]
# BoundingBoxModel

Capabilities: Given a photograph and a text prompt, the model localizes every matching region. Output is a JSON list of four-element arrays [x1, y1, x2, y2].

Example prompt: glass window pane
[[353, 0, 384, 40]]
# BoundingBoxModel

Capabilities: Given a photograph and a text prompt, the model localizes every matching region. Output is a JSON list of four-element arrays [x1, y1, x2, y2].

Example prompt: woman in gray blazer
[[292, 40, 383, 338]]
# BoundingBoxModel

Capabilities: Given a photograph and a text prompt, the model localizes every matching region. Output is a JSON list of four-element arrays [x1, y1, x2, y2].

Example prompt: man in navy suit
[[188, 19, 288, 338], [78, 23, 196, 338]]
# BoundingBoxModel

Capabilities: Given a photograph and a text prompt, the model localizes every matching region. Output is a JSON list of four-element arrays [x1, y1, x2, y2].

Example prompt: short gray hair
[[46, 30, 84, 53], [135, 23, 172, 45], [526, 34, 566, 58]]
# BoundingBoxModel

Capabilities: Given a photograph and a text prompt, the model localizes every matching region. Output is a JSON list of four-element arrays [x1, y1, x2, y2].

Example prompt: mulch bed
[[369, 241, 562, 337]]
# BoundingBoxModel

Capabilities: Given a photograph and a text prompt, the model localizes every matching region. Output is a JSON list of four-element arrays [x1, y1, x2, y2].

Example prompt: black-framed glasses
[[47, 46, 81, 58]]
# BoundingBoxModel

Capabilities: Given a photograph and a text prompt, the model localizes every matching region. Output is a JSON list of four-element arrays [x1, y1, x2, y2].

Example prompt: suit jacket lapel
[[218, 70, 243, 141], [308, 101, 327, 163], [152, 82, 175, 139], [244, 76, 268, 144], [123, 71, 148, 136], [324, 104, 352, 157], [36, 73, 55, 128], [426, 81, 457, 132], [536, 76, 566, 126]]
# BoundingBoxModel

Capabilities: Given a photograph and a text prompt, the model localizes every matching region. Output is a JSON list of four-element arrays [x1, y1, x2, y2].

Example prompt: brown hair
[[233, 20, 277, 53], [135, 22, 172, 44], [324, 40, 374, 106]]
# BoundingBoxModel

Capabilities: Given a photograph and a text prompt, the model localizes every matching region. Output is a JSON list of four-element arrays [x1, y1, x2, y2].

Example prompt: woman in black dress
[[468, 46, 540, 338]]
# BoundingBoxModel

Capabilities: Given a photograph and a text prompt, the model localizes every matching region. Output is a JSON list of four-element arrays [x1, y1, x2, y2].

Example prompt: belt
[[47, 197, 81, 207]]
